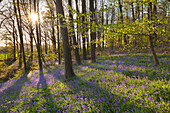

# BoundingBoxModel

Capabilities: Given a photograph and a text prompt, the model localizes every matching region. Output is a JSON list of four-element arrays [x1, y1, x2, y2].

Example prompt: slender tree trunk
[[13, 18, 16, 61], [52, 18, 57, 54], [136, 0, 140, 20], [86, 2, 90, 55], [148, 1, 159, 65], [131, 1, 136, 47], [53, 0, 61, 64], [46, 0, 57, 55], [142, 0, 144, 20], [118, 0, 127, 45], [45, 32, 48, 54], [16, 0, 27, 71], [106, 8, 109, 48], [28, 0, 34, 59], [56, 0, 75, 78], [131, 1, 135, 22], [75, 0, 81, 52], [90, 0, 96, 63], [82, 0, 87, 60], [101, 0, 104, 49], [68, 0, 81, 65], [16, 34, 19, 59], [57, 16, 61, 64], [13, 0, 21, 67], [37, 0, 42, 55], [86, 32, 90, 55], [34, 0, 43, 70], [110, 4, 115, 50]]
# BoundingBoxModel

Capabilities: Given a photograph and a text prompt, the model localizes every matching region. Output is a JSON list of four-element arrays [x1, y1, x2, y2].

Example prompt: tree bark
[[16, 0, 27, 71], [82, 0, 87, 60], [13, 18, 16, 61], [53, 0, 61, 64], [131, 1, 135, 22], [75, 0, 81, 51], [46, 0, 57, 54], [34, 0, 43, 70], [68, 0, 81, 65], [57, 16, 61, 64], [90, 0, 96, 63], [118, 0, 127, 45], [148, 1, 159, 66], [45, 32, 48, 54], [101, 0, 104, 49], [56, 0, 75, 78], [28, 0, 34, 59]]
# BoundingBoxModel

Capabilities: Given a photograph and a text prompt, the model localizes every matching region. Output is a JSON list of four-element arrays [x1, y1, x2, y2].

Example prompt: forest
[[0, 0, 169, 112]]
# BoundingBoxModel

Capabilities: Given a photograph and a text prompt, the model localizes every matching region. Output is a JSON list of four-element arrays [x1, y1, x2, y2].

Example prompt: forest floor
[[0, 53, 169, 112]]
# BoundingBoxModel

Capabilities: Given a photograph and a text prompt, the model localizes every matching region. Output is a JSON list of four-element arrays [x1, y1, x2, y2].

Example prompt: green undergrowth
[[0, 53, 169, 112]]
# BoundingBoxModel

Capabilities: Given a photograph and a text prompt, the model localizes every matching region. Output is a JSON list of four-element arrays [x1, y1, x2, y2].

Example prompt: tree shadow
[[0, 71, 31, 110], [4, 58, 16, 66], [44, 67, 154, 112], [41, 54, 59, 66], [0, 55, 33, 110], [28, 69, 63, 112]]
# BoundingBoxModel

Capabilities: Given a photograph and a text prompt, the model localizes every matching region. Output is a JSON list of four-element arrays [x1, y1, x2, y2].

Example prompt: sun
[[30, 13, 38, 23]]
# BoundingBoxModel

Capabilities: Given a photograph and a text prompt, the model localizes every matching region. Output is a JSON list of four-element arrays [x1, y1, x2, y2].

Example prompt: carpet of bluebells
[[0, 53, 169, 112]]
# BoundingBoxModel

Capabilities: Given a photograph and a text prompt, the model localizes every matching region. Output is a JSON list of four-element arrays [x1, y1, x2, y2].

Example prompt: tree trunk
[[148, 1, 159, 66], [46, 0, 57, 55], [13, 0, 22, 67], [87, 33, 90, 55], [131, 1, 135, 22], [34, 0, 43, 70], [56, 0, 75, 78], [53, 0, 61, 64], [13, 18, 16, 61], [57, 17, 61, 64], [28, 0, 33, 59], [136, 0, 140, 20], [118, 0, 127, 45], [52, 18, 57, 54], [142, 0, 144, 20], [68, 0, 81, 65], [90, 0, 96, 63], [45, 32, 48, 54], [75, 0, 81, 52], [101, 0, 104, 49], [16, 0, 27, 71], [82, 0, 87, 60]]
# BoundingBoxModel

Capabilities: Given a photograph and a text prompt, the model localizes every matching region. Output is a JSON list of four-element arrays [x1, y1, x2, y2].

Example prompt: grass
[[0, 53, 169, 112]]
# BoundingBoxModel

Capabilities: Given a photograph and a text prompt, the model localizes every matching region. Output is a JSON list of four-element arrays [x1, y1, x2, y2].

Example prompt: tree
[[21, 0, 34, 59], [118, 0, 127, 45], [90, 0, 96, 63], [14, 0, 27, 71], [53, 0, 61, 64], [68, 0, 81, 65], [82, 0, 87, 60], [34, 0, 43, 70], [75, 0, 81, 51], [46, 0, 57, 55], [148, 0, 159, 65], [56, 0, 75, 78], [0, 5, 16, 61], [101, 0, 104, 49], [29, 0, 34, 59]]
